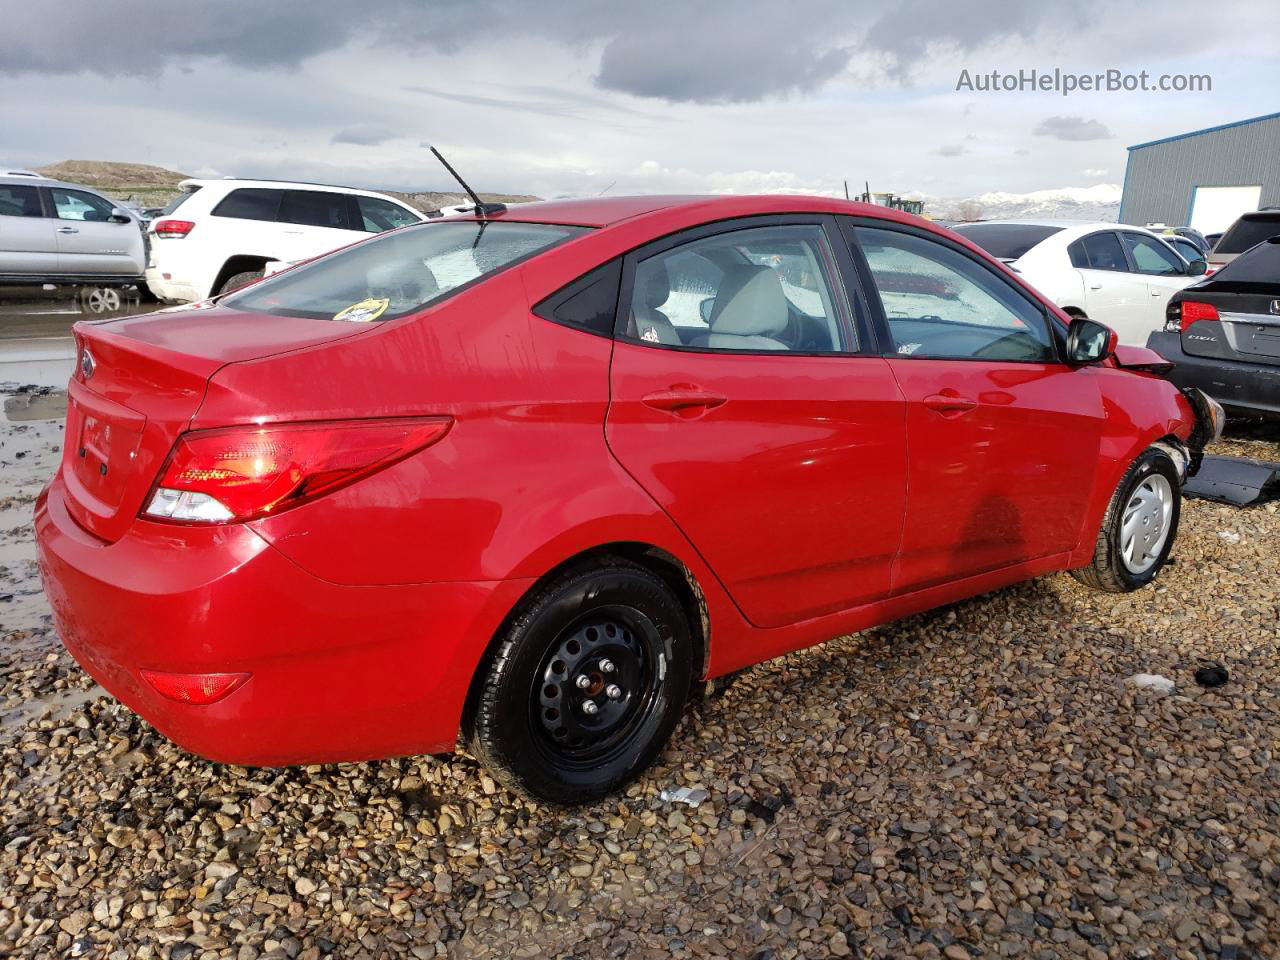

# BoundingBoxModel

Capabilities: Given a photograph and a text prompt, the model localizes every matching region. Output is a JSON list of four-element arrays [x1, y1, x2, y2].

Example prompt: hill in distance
[[34, 160, 538, 214]]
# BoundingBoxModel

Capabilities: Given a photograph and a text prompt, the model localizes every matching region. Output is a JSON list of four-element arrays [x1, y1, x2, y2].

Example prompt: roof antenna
[[429, 146, 505, 218]]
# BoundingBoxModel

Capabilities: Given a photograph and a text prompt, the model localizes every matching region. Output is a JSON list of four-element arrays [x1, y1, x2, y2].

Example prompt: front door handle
[[1088, 282, 1103, 290], [57, 226, 79, 234], [641, 385, 727, 417], [923, 393, 977, 416]]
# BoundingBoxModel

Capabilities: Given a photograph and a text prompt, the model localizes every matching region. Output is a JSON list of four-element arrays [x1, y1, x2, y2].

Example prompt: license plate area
[[68, 396, 145, 512]]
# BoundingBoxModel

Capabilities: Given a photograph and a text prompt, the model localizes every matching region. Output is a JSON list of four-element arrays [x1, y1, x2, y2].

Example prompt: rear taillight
[[142, 417, 452, 524], [141, 669, 249, 704], [153, 219, 195, 238], [1179, 300, 1219, 331]]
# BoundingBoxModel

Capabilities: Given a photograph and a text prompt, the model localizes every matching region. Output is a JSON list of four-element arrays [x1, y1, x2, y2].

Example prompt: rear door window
[[212, 188, 284, 221], [620, 223, 852, 353], [223, 220, 586, 321], [355, 195, 421, 232], [280, 190, 353, 230], [1068, 232, 1128, 271], [0, 184, 42, 218]]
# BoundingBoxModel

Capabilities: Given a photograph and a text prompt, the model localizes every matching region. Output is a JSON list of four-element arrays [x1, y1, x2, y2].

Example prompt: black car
[[1208, 209, 1280, 271], [1148, 237, 1280, 419]]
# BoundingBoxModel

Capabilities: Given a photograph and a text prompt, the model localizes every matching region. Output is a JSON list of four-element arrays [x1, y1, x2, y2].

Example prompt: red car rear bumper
[[35, 477, 531, 767]]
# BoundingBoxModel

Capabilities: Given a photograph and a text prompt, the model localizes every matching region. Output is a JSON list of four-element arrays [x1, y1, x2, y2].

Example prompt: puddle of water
[[3, 389, 68, 422], [0, 683, 106, 733]]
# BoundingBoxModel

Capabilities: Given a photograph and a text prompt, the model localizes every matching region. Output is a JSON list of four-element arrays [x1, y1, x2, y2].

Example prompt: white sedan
[[953, 220, 1207, 346]]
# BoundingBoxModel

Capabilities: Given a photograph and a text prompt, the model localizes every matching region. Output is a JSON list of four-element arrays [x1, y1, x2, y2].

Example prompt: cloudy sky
[[4, 0, 1277, 201]]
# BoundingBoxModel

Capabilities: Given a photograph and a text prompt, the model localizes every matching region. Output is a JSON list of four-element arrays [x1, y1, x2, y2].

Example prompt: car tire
[[78, 286, 124, 315], [219, 270, 264, 295], [1071, 446, 1181, 593], [466, 557, 694, 804]]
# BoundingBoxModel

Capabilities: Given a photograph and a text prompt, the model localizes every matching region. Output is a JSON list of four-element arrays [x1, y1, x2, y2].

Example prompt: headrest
[[637, 263, 670, 310], [709, 265, 787, 336]]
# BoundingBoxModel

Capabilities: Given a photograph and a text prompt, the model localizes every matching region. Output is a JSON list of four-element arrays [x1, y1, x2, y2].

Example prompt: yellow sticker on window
[[333, 297, 390, 323]]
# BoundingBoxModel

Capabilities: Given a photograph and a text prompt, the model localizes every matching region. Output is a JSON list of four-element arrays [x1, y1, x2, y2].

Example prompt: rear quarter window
[[223, 220, 587, 321], [212, 188, 284, 222]]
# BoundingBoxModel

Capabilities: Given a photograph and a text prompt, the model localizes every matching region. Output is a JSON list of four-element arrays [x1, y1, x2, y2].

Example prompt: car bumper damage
[[1148, 330, 1280, 422]]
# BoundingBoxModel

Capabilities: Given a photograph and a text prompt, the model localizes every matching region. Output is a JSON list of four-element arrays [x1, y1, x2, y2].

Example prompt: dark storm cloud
[[1034, 116, 1112, 141], [4, 0, 1100, 104], [331, 125, 397, 146]]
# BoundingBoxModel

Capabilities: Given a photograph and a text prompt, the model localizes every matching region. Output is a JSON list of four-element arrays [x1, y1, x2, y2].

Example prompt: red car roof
[[469, 194, 932, 230]]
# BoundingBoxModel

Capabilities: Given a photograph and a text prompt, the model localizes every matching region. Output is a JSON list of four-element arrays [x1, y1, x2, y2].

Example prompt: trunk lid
[[62, 304, 373, 542], [1180, 287, 1280, 364]]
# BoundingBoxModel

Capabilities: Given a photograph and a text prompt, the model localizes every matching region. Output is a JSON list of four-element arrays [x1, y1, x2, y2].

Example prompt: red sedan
[[35, 195, 1220, 803]]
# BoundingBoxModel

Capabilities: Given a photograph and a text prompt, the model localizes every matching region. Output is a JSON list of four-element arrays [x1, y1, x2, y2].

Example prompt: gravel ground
[[2, 384, 1278, 960]]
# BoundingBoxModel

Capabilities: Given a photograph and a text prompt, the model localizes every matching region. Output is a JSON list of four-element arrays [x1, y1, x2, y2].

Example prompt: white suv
[[145, 178, 423, 302]]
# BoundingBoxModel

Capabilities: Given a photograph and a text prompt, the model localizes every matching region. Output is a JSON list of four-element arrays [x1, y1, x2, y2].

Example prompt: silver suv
[[0, 174, 146, 286]]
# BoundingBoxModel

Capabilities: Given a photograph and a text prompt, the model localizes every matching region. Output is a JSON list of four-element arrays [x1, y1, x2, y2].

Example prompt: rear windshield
[[223, 220, 587, 321], [952, 223, 1064, 260], [161, 186, 201, 216], [1216, 214, 1280, 254], [1212, 238, 1280, 284]]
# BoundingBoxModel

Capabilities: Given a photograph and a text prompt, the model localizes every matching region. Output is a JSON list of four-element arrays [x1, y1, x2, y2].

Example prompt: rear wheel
[[467, 558, 693, 804], [1071, 446, 1181, 592], [218, 270, 264, 295], [78, 286, 124, 315]]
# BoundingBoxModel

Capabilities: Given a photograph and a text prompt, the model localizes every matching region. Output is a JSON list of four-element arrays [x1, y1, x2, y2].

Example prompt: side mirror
[[1065, 315, 1117, 365], [1186, 258, 1208, 277], [109, 208, 132, 224]]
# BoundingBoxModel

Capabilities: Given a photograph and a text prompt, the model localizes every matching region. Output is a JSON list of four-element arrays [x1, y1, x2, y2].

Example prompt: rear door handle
[[1089, 282, 1103, 290], [641, 385, 727, 417], [923, 393, 977, 415], [57, 226, 79, 234]]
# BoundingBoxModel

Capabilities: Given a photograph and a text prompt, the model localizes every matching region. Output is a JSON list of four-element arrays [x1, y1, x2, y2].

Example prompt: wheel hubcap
[[1120, 473, 1174, 574], [534, 612, 656, 763], [84, 288, 121, 313]]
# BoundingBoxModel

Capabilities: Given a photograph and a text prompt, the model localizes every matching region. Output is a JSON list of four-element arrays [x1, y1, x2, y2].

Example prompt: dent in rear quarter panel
[[1068, 368, 1195, 567]]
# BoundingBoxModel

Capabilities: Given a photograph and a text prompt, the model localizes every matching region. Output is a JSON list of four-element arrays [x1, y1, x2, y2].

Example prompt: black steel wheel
[[466, 557, 693, 804]]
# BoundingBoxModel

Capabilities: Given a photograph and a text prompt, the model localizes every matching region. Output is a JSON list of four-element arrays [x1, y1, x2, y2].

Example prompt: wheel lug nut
[[582, 700, 599, 715], [599, 659, 615, 673], [575, 674, 591, 690], [605, 684, 622, 699]]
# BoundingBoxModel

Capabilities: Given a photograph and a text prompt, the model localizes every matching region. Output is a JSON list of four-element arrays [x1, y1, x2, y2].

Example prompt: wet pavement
[[0, 286, 158, 387]]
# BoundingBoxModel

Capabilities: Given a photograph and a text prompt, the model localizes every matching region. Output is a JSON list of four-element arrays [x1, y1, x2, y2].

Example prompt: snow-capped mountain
[[929, 184, 1122, 222]]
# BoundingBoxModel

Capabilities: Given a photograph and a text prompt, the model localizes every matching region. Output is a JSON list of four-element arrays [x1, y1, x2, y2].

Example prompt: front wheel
[[1071, 446, 1181, 592], [466, 558, 693, 804]]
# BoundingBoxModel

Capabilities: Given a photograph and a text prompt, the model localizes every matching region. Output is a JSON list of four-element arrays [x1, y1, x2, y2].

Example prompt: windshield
[[224, 220, 588, 321], [1216, 215, 1280, 254], [952, 223, 1064, 260], [161, 186, 201, 216]]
